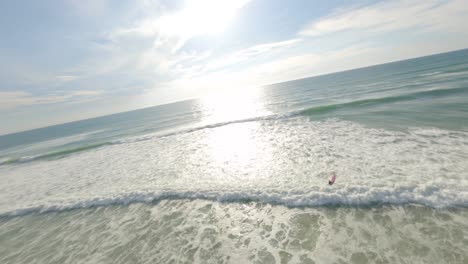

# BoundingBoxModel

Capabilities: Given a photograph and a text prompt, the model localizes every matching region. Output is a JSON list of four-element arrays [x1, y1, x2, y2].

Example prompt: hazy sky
[[1, 0, 468, 134]]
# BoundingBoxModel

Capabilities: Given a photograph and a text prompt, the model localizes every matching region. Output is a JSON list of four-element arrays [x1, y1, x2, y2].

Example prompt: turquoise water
[[1, 49, 468, 263]]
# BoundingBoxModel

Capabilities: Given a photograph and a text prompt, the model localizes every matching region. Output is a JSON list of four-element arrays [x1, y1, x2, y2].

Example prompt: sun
[[159, 0, 250, 38]]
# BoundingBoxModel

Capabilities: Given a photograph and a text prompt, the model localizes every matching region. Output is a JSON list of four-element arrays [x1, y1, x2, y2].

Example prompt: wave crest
[[2, 185, 467, 217]]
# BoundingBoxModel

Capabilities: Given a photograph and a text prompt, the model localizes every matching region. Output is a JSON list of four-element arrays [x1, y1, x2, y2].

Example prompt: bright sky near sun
[[1, 0, 468, 134]]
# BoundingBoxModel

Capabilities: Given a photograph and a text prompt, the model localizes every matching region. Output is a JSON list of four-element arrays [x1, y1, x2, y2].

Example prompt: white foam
[[1, 119, 467, 216]]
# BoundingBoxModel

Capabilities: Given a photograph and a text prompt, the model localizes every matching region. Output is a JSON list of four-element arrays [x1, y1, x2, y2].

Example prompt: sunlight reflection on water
[[198, 88, 275, 177], [199, 87, 270, 124]]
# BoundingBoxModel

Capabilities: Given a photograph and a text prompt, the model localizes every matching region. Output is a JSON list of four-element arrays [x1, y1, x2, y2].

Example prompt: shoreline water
[[1, 200, 467, 264]]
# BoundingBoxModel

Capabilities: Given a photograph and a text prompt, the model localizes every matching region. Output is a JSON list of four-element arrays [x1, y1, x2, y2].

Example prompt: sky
[[1, 0, 468, 135]]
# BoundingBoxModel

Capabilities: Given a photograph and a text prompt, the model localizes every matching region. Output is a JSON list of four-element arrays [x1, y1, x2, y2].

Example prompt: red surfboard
[[328, 173, 336, 185]]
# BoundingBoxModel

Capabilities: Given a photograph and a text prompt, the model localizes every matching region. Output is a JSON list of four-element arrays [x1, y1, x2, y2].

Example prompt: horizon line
[[1, 47, 466, 137]]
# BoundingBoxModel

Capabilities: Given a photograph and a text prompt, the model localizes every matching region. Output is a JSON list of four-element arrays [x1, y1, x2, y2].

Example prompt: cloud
[[225, 44, 380, 86], [160, 38, 302, 80], [71, 0, 468, 110], [56, 75, 79, 82], [206, 38, 302, 70], [84, 1, 252, 90], [112, 0, 251, 52], [86, 0, 253, 90], [0, 90, 102, 109], [138, 43, 375, 103], [300, 0, 468, 37]]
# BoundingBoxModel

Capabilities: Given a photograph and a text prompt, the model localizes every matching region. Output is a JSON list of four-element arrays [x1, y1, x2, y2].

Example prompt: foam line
[[2, 186, 467, 217]]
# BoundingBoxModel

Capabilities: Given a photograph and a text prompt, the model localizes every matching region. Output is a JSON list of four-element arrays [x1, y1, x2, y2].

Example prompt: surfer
[[328, 173, 336, 185]]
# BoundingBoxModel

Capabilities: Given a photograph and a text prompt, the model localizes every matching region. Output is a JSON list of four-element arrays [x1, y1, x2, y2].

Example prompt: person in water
[[329, 173, 336, 185]]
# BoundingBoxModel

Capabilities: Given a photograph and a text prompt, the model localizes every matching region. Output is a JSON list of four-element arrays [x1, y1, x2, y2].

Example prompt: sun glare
[[159, 0, 250, 38], [206, 122, 259, 166], [198, 87, 273, 171], [199, 87, 269, 124]]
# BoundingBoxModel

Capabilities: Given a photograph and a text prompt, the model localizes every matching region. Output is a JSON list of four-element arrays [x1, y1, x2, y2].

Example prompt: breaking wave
[[2, 184, 468, 217]]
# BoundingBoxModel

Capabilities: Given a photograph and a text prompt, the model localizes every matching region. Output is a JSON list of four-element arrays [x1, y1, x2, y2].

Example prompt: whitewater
[[1, 118, 468, 217]]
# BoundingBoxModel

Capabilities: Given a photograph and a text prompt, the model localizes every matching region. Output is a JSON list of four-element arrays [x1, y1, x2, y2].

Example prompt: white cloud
[[112, 0, 251, 52], [0, 90, 102, 109], [300, 0, 468, 37], [140, 32, 468, 107], [71, 0, 468, 110], [86, 0, 251, 89], [206, 39, 302, 70], [161, 38, 302, 80], [0, 91, 37, 109], [136, 44, 374, 105], [56, 75, 79, 82]]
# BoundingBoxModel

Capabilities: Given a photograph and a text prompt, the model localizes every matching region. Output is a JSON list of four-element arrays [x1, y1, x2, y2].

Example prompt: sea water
[[1, 49, 468, 263]]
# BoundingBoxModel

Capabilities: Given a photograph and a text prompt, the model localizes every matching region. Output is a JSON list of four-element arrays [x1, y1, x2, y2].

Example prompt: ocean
[[1, 49, 468, 263]]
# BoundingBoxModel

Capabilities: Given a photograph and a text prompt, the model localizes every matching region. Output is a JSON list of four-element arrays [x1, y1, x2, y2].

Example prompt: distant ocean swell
[[300, 86, 468, 115], [0, 142, 113, 166], [1, 86, 467, 166]]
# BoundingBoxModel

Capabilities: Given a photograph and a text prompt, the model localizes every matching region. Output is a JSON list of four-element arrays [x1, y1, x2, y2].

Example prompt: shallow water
[[1, 201, 467, 264]]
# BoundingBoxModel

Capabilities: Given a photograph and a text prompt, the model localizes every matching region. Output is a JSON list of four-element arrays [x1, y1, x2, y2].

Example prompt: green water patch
[[299, 86, 468, 117], [0, 142, 112, 166]]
